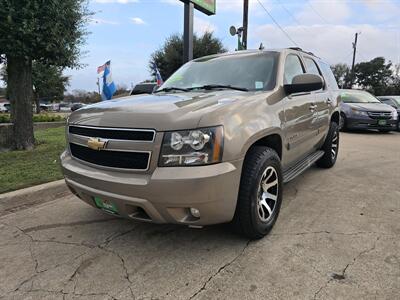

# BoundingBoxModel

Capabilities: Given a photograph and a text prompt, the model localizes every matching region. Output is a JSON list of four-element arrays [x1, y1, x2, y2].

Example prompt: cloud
[[93, 0, 138, 3], [295, 0, 351, 25], [253, 23, 400, 66], [194, 16, 217, 34], [131, 17, 146, 25], [89, 18, 119, 25]]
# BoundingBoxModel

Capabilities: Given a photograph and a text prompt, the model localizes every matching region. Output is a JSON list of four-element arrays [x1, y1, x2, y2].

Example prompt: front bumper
[[61, 151, 243, 226], [346, 116, 397, 130]]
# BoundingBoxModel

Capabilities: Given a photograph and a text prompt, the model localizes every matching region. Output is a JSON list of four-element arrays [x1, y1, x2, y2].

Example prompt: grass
[[0, 126, 66, 194]]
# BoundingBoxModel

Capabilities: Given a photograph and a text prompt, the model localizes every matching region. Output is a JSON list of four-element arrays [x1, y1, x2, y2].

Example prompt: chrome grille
[[367, 112, 392, 119], [68, 125, 155, 170]]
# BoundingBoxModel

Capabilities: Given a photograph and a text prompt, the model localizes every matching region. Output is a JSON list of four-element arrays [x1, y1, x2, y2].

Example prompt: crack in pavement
[[312, 235, 381, 300], [188, 240, 251, 300], [0, 221, 138, 298]]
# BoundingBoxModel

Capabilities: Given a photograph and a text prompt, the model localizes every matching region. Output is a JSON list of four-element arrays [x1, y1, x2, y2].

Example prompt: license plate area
[[94, 196, 119, 214], [378, 119, 387, 126]]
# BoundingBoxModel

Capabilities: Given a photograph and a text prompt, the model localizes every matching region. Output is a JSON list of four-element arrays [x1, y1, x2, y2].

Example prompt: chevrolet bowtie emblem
[[87, 138, 108, 151]]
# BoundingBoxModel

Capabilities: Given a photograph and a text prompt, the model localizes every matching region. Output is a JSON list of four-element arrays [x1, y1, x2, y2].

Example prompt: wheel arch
[[243, 132, 283, 160], [331, 110, 340, 125]]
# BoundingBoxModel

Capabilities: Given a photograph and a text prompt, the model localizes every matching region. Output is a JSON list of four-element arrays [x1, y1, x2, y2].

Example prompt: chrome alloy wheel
[[257, 166, 279, 223], [331, 130, 339, 160]]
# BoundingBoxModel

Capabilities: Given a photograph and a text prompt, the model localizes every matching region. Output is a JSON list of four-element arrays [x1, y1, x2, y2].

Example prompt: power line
[[256, 0, 300, 47], [307, 2, 330, 25], [276, 0, 313, 35]]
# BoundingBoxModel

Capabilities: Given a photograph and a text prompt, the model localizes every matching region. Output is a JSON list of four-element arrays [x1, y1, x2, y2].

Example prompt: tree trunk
[[7, 56, 35, 150]]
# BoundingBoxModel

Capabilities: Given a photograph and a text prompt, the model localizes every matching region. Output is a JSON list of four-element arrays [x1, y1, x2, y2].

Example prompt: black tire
[[339, 112, 347, 131], [316, 122, 339, 169], [233, 147, 283, 240], [379, 129, 391, 133]]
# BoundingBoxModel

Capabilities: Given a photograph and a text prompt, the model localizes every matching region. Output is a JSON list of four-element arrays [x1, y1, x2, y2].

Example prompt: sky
[[64, 0, 400, 92]]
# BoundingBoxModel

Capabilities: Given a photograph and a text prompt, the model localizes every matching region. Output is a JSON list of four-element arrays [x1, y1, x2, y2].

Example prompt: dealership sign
[[180, 0, 216, 15]]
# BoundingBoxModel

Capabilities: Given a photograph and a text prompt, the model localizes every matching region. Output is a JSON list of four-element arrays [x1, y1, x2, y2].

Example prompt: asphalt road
[[1, 131, 399, 300]]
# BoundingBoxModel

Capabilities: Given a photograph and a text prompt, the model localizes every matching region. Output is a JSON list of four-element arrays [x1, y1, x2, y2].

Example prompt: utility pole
[[183, 1, 194, 63], [96, 78, 101, 95], [242, 0, 249, 50], [350, 32, 359, 88]]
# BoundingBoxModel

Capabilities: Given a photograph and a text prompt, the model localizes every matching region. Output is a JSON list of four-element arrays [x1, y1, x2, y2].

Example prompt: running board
[[283, 150, 325, 183]]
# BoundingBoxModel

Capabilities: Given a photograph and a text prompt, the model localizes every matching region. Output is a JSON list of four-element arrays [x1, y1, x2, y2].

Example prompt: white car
[[0, 103, 9, 113]]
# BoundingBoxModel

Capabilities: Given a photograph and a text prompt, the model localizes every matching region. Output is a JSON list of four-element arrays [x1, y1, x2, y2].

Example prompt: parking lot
[[0, 131, 399, 300]]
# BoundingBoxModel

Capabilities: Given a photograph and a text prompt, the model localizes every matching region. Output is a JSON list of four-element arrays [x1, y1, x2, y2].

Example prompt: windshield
[[160, 52, 279, 92], [341, 91, 381, 104], [389, 96, 400, 106]]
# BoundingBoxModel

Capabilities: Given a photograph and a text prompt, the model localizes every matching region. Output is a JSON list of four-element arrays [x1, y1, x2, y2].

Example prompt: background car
[[71, 103, 85, 111], [130, 82, 157, 95], [377, 96, 400, 130], [339, 89, 398, 132], [0, 103, 8, 113]]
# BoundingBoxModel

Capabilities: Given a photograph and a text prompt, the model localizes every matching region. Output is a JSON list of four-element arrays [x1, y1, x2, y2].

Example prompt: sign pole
[[183, 1, 194, 63], [242, 0, 248, 50]]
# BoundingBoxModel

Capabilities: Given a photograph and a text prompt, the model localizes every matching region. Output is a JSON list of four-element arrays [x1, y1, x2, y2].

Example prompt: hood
[[344, 102, 396, 112], [68, 91, 250, 131]]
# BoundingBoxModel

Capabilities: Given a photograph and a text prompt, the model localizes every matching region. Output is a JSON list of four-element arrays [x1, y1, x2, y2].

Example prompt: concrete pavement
[[0, 131, 399, 299]]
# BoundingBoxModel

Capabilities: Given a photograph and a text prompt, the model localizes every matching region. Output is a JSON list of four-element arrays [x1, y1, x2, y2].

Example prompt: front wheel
[[317, 122, 339, 168], [233, 147, 283, 239]]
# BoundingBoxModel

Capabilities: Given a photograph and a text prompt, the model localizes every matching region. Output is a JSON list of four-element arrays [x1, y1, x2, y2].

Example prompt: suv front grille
[[69, 143, 150, 170], [368, 112, 392, 119], [69, 125, 155, 141]]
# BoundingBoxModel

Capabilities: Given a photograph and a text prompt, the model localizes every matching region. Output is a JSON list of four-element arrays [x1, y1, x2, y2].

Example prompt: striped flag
[[152, 63, 164, 86], [97, 63, 106, 74]]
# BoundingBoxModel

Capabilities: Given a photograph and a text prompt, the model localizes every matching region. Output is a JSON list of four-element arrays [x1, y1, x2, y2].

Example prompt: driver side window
[[284, 54, 305, 85]]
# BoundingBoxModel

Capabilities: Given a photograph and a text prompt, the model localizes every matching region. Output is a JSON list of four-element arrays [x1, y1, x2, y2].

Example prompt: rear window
[[319, 61, 338, 90]]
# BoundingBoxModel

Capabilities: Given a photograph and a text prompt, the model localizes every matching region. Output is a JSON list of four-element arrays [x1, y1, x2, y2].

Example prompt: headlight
[[159, 126, 224, 167], [391, 110, 398, 119], [351, 108, 368, 116]]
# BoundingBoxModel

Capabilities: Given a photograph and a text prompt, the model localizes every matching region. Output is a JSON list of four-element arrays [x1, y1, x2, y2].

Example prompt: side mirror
[[284, 74, 324, 95]]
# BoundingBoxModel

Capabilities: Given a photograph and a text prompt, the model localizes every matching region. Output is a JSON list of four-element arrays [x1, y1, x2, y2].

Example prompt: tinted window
[[161, 52, 279, 91], [304, 57, 321, 76], [284, 54, 304, 84], [319, 62, 339, 90], [341, 91, 381, 103]]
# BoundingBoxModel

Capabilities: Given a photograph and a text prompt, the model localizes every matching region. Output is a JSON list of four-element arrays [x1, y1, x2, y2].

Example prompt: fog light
[[190, 207, 201, 218]]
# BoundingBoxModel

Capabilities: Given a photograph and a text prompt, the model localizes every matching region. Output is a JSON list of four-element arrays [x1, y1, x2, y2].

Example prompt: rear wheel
[[233, 147, 283, 239], [317, 122, 339, 168]]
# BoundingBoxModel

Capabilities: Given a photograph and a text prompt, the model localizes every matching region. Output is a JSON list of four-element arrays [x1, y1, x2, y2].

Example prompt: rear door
[[283, 53, 317, 166], [303, 56, 330, 147]]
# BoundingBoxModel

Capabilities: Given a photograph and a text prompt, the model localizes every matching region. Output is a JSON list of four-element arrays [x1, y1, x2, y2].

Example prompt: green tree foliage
[[354, 57, 393, 95], [0, 0, 89, 149], [149, 31, 227, 81], [331, 63, 350, 88], [32, 62, 70, 113]]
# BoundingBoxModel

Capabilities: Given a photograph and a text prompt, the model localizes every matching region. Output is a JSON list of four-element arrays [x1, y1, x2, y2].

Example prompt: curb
[[0, 180, 70, 217]]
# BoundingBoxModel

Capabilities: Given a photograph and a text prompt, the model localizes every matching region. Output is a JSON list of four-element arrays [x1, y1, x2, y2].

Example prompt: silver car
[[339, 89, 398, 132]]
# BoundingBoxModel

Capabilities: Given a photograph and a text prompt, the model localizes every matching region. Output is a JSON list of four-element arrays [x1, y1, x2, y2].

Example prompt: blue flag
[[101, 61, 116, 101]]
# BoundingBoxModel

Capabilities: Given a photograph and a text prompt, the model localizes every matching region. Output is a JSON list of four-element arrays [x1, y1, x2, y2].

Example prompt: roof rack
[[287, 47, 319, 58]]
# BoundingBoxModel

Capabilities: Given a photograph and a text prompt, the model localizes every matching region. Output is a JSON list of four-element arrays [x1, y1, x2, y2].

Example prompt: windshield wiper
[[154, 87, 190, 93], [188, 84, 249, 92]]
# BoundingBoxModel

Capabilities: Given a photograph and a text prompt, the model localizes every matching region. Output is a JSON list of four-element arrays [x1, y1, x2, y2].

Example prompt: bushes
[[0, 114, 66, 124]]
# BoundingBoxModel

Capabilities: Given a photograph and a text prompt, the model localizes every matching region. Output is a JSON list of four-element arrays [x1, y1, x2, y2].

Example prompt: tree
[[0, 0, 89, 149], [354, 57, 393, 95], [32, 63, 70, 113], [149, 31, 227, 81], [331, 63, 350, 88]]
